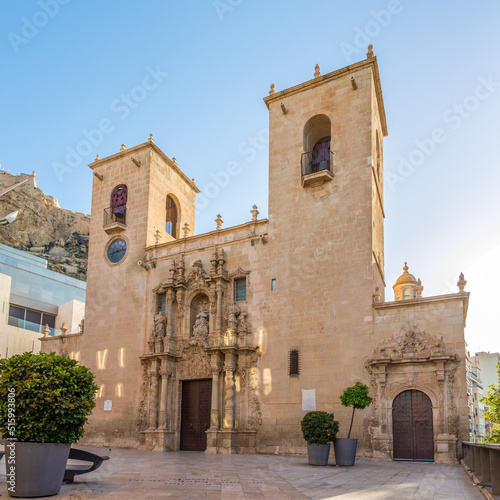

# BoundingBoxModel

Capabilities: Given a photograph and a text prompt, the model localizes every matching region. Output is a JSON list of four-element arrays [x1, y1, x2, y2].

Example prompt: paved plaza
[[0, 446, 486, 499]]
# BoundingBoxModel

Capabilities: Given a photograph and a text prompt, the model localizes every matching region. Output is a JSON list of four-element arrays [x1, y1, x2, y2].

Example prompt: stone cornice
[[88, 141, 200, 193], [263, 57, 388, 136], [145, 219, 269, 255], [374, 292, 470, 323]]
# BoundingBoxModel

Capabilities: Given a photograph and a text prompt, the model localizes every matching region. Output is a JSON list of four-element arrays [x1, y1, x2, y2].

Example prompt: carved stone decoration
[[177, 340, 211, 380], [153, 312, 167, 339], [225, 304, 240, 330], [136, 363, 150, 430], [148, 368, 159, 430], [372, 323, 445, 360], [248, 366, 262, 429], [224, 368, 235, 429], [238, 311, 247, 331], [193, 308, 209, 338], [186, 260, 208, 290]]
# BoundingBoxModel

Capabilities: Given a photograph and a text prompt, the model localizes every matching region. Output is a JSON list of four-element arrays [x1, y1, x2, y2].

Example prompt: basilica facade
[[42, 48, 469, 463]]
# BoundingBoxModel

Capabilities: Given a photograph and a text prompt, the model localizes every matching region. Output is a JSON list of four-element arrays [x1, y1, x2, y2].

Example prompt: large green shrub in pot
[[301, 411, 339, 445], [0, 352, 98, 443]]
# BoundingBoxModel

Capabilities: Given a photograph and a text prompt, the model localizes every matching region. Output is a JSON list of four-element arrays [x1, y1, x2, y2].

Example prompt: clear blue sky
[[1, 1, 499, 355]]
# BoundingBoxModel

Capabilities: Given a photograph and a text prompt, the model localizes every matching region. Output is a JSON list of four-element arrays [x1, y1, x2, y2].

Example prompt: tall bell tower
[[263, 46, 387, 304], [81, 136, 199, 438]]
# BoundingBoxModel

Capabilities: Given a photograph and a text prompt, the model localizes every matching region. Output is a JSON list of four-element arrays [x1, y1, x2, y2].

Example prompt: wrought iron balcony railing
[[104, 207, 127, 227], [301, 150, 334, 177]]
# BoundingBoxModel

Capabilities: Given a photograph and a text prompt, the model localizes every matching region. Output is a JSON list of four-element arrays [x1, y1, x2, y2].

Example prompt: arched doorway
[[393, 390, 434, 461]]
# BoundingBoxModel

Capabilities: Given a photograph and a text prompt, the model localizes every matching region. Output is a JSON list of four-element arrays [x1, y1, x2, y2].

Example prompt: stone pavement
[[0, 447, 485, 499]]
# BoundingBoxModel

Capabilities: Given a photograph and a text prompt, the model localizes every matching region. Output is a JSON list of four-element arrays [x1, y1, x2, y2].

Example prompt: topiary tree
[[340, 381, 373, 439], [0, 352, 99, 443], [301, 411, 339, 444]]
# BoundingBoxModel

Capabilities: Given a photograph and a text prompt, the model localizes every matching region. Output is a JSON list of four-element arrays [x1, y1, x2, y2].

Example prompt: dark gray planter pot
[[334, 438, 358, 466], [4, 441, 70, 497], [307, 443, 331, 466]]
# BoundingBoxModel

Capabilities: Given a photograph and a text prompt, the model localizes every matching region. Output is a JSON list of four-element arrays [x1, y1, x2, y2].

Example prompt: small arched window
[[166, 195, 178, 238], [403, 288, 410, 300], [111, 185, 127, 213]]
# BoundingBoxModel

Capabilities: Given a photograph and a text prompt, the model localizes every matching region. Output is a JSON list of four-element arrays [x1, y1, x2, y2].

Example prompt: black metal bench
[[64, 448, 110, 483]]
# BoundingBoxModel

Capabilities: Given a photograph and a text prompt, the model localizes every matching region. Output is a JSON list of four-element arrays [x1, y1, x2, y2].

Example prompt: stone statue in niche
[[225, 304, 240, 329], [193, 308, 209, 338], [153, 312, 167, 339], [238, 311, 247, 331]]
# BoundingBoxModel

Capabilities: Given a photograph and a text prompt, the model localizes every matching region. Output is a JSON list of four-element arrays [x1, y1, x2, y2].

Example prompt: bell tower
[[263, 46, 388, 302], [80, 136, 199, 438]]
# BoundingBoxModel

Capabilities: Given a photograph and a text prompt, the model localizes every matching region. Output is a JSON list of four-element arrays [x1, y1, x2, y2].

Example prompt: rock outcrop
[[0, 171, 89, 281]]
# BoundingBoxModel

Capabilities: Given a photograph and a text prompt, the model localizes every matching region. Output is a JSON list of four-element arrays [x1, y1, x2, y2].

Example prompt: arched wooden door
[[393, 390, 434, 461]]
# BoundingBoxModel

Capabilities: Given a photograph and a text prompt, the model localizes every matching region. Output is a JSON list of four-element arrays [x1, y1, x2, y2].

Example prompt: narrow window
[[158, 294, 166, 314], [403, 288, 410, 300], [234, 278, 246, 302], [166, 195, 178, 238], [289, 349, 299, 376], [271, 279, 276, 291]]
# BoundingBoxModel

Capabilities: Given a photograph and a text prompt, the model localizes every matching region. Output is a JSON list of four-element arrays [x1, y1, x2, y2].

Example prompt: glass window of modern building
[[0, 243, 86, 336]]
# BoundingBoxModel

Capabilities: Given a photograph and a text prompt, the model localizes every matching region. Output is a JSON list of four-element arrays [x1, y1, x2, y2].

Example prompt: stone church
[[42, 47, 470, 463]]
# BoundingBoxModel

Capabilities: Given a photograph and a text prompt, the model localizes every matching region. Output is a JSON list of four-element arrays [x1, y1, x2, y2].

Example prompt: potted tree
[[334, 381, 373, 466], [301, 410, 339, 466], [0, 352, 98, 497]]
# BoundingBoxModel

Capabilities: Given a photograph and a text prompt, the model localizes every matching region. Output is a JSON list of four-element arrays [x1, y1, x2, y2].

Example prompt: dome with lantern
[[393, 262, 423, 301]]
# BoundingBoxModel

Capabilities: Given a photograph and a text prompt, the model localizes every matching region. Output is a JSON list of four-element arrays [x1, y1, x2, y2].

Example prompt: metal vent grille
[[289, 349, 299, 376]]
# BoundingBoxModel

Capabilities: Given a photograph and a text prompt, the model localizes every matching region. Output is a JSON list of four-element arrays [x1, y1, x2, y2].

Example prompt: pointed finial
[[43, 324, 50, 338], [120, 143, 126, 151], [149, 133, 154, 143], [269, 83, 275, 95], [60, 322, 68, 336], [182, 222, 190, 238], [95, 154, 100, 161], [215, 214, 223, 230], [314, 64, 321, 78], [403, 262, 409, 273], [250, 204, 259, 222], [154, 229, 162, 245], [367, 44, 374, 58], [416, 278, 424, 298], [172, 157, 177, 166], [457, 273, 467, 292]]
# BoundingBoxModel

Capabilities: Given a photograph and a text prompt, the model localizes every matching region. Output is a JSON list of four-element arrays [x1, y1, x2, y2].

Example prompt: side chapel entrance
[[180, 379, 212, 451], [393, 390, 434, 461]]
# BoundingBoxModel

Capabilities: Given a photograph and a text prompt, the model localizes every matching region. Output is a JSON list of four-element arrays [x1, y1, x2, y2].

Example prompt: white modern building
[[0, 243, 86, 357]]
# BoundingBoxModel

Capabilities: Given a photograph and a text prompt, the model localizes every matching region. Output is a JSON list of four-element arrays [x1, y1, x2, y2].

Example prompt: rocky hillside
[[0, 171, 89, 281]]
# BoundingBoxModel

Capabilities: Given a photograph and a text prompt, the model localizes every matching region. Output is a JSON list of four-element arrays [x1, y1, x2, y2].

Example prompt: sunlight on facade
[[70, 351, 80, 362], [118, 347, 126, 368], [263, 367, 272, 396], [97, 384, 104, 399], [97, 349, 108, 370], [115, 382, 123, 398]]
